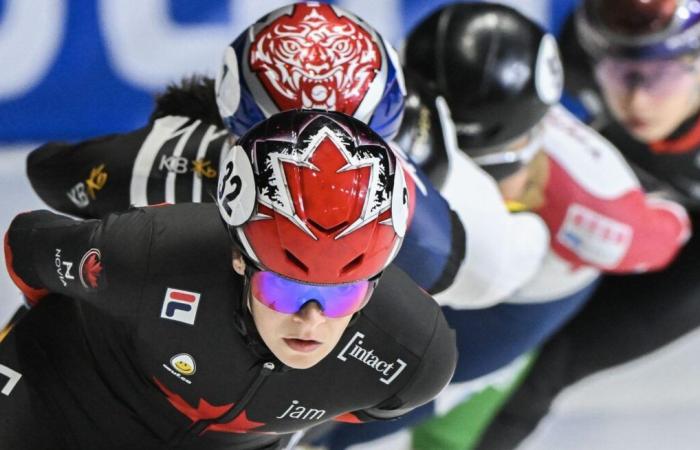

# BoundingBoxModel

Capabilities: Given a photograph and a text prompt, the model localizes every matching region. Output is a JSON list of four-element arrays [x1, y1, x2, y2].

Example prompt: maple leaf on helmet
[[216, 109, 415, 284]]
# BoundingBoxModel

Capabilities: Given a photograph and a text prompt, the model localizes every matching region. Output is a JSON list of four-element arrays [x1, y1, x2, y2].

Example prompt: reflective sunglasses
[[248, 269, 377, 318], [468, 125, 544, 167], [595, 56, 698, 98]]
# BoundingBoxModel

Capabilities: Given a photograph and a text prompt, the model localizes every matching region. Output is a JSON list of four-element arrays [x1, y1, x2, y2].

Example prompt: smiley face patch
[[170, 353, 196, 376]]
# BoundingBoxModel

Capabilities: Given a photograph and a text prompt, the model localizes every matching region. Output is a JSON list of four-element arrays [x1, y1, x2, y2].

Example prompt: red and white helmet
[[216, 1, 406, 140], [217, 110, 415, 284]]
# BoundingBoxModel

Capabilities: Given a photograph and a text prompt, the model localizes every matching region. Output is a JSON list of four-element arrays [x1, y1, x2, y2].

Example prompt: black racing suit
[[474, 18, 700, 449], [0, 203, 457, 450]]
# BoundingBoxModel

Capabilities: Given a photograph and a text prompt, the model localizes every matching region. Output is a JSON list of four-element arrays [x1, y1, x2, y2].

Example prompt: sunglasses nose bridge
[[293, 300, 327, 322], [623, 70, 645, 89]]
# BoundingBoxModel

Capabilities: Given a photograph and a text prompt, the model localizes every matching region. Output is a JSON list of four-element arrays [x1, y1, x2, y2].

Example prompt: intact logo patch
[[557, 203, 632, 268], [337, 331, 407, 385], [160, 288, 201, 325]]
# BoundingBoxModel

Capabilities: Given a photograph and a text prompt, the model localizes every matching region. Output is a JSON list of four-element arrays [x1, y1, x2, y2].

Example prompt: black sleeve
[[350, 266, 458, 421], [367, 309, 457, 420], [27, 116, 227, 219], [4, 208, 153, 314], [27, 128, 150, 218]]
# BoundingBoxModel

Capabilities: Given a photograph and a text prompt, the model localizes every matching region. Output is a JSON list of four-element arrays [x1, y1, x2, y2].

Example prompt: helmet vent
[[308, 218, 349, 235], [341, 254, 365, 275], [284, 249, 309, 273]]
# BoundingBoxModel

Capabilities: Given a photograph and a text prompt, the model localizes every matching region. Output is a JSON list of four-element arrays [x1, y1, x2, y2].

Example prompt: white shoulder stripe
[[130, 116, 191, 206]]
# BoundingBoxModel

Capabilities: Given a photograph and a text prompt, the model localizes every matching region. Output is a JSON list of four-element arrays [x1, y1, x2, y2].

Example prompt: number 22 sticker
[[217, 144, 256, 227]]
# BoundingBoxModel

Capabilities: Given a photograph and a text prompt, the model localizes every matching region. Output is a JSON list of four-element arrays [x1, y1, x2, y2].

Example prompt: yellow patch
[[192, 159, 217, 179], [170, 353, 196, 376], [174, 360, 194, 375], [86, 164, 108, 199]]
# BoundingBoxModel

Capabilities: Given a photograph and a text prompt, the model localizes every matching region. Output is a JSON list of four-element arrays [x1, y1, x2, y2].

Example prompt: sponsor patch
[[160, 288, 201, 325], [337, 331, 407, 385], [159, 155, 217, 178], [66, 164, 108, 208], [276, 399, 326, 421], [557, 203, 632, 268], [67, 182, 90, 208], [163, 353, 196, 385], [54, 248, 75, 287], [79, 248, 102, 289], [170, 353, 196, 376], [86, 164, 108, 199]]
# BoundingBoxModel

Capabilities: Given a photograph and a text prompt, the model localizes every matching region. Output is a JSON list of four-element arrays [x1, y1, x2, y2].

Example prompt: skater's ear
[[232, 249, 246, 276]]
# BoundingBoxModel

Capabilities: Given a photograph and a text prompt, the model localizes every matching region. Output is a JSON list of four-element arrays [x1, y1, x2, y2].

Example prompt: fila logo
[[160, 288, 201, 325], [0, 363, 22, 396], [337, 332, 407, 385]]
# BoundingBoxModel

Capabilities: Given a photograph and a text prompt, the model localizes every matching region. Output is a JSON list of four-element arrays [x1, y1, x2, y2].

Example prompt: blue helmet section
[[222, 35, 266, 138], [367, 54, 406, 140], [393, 162, 457, 292]]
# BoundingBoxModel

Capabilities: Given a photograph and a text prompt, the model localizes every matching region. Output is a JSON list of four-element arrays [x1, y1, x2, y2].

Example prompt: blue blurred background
[[0, 0, 578, 142]]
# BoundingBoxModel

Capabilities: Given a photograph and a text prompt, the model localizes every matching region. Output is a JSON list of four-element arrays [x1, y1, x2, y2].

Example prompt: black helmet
[[576, 0, 700, 60], [404, 3, 563, 155]]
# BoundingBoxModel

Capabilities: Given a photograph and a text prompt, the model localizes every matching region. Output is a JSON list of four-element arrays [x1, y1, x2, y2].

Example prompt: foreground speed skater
[[0, 110, 456, 450], [321, 4, 691, 449]]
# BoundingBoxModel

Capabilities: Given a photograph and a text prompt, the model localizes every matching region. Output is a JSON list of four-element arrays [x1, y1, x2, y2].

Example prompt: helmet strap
[[233, 271, 275, 360]]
